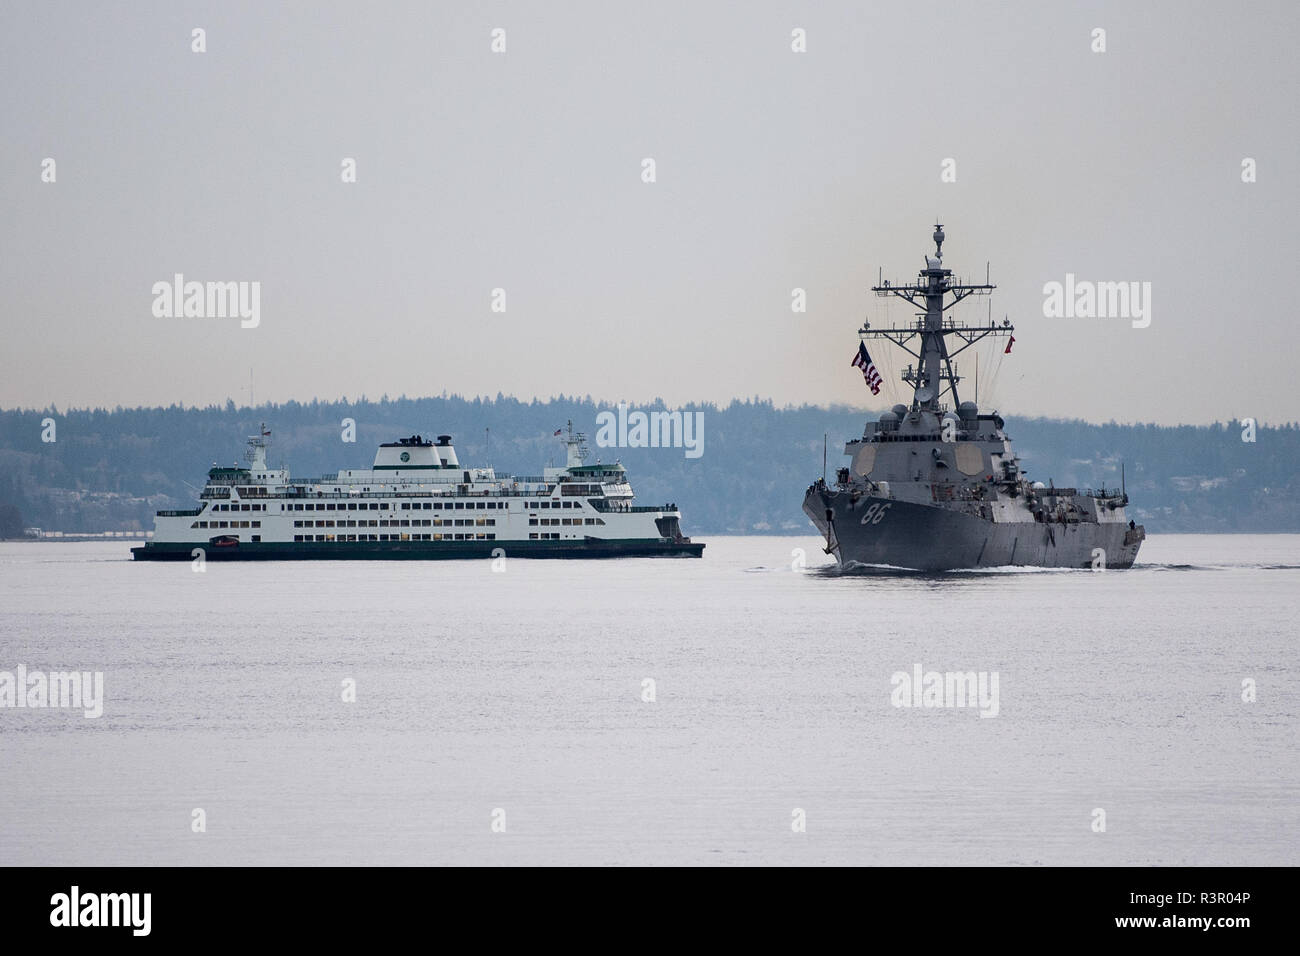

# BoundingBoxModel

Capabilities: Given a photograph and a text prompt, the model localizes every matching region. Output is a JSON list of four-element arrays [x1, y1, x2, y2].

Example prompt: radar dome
[[891, 404, 908, 417], [1032, 481, 1046, 490], [958, 401, 979, 420]]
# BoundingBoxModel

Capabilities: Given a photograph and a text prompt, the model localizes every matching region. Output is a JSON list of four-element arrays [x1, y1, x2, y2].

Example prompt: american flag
[[851, 342, 882, 395], [554, 428, 563, 436]]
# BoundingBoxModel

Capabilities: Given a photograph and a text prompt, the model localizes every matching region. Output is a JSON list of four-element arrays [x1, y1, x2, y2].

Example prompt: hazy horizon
[[3, 1, 1297, 426], [2, 388, 1298, 431]]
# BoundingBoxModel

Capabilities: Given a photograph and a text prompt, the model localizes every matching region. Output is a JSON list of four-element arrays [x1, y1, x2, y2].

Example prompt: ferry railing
[[589, 499, 676, 514]]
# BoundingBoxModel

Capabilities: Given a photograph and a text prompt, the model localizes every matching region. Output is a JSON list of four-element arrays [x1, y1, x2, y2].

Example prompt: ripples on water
[[0, 535, 1296, 865]]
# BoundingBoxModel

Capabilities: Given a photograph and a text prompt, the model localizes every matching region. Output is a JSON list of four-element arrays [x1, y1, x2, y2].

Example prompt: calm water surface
[[1, 535, 1296, 865]]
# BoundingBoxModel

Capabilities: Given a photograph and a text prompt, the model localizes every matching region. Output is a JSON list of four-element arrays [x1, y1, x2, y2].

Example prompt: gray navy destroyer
[[804, 225, 1145, 571]]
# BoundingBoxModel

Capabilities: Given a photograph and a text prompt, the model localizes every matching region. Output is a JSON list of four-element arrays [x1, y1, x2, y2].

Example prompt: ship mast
[[865, 224, 1013, 411], [245, 422, 271, 470], [562, 419, 590, 468]]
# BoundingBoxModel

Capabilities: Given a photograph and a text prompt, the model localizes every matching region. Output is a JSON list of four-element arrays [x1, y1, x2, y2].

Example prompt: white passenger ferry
[[131, 423, 703, 560]]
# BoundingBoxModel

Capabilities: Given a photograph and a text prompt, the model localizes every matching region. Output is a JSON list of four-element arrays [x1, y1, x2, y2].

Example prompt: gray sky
[[2, 0, 1297, 424]]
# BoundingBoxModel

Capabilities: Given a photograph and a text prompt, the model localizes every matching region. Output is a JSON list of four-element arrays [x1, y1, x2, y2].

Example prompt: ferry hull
[[131, 537, 704, 561], [804, 489, 1143, 571]]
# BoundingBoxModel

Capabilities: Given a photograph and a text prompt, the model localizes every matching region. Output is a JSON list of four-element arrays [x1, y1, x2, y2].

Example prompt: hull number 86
[[860, 502, 891, 525]]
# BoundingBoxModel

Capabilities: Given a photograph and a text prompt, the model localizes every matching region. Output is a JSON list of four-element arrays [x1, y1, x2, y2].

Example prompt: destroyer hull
[[804, 489, 1142, 571], [131, 537, 704, 561]]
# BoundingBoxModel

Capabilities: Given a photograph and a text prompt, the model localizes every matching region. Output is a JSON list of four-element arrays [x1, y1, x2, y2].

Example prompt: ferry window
[[369, 503, 378, 510], [400, 520, 410, 527], [252, 535, 261, 543], [401, 503, 409, 510], [294, 535, 303, 542], [487, 534, 495, 540], [252, 521, 261, 528], [455, 502, 464, 510], [529, 533, 538, 539], [422, 503, 431, 509], [529, 519, 537, 526]]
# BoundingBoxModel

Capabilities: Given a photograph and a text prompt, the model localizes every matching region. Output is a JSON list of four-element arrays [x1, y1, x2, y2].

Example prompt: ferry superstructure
[[132, 423, 703, 560], [803, 225, 1145, 571]]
